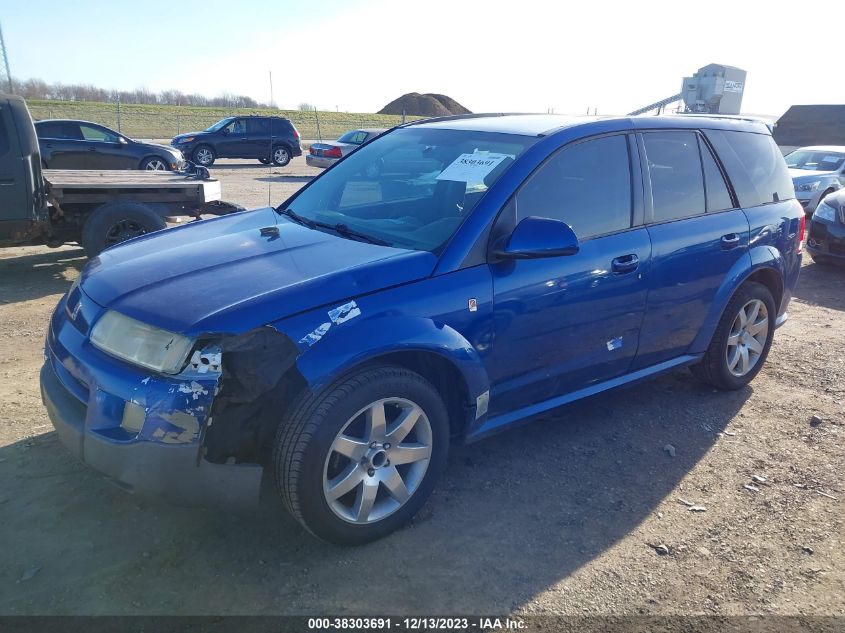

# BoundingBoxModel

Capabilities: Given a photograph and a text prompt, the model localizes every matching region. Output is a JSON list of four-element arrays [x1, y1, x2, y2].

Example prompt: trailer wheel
[[81, 201, 166, 257]]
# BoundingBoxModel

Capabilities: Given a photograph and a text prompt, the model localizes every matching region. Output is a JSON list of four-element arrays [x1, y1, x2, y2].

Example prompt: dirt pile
[[378, 93, 471, 117]]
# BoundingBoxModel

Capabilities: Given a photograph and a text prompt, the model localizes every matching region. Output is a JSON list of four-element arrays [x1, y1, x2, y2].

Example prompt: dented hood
[[81, 207, 436, 335]]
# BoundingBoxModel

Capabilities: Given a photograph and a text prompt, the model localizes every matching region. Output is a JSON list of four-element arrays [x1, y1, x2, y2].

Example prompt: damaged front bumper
[[40, 291, 265, 508]]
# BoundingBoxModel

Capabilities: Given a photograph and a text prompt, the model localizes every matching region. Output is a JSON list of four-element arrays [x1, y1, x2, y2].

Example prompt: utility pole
[[0, 22, 12, 93]]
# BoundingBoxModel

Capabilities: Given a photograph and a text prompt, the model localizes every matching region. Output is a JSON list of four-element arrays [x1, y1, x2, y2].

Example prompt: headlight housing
[[179, 136, 195, 144], [91, 311, 194, 374], [813, 201, 837, 222], [796, 181, 821, 192]]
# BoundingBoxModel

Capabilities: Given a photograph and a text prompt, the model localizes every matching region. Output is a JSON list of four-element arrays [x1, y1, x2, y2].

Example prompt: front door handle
[[88, 147, 97, 152], [611, 254, 639, 274], [721, 233, 741, 249]]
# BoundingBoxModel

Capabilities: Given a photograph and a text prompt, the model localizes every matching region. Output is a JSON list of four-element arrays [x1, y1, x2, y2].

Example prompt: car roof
[[35, 119, 101, 126], [406, 113, 771, 137], [790, 145, 845, 152]]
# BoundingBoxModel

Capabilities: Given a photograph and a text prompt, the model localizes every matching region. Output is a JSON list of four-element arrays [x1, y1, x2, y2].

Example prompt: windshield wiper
[[276, 207, 316, 229], [276, 207, 391, 246], [321, 222, 393, 246]]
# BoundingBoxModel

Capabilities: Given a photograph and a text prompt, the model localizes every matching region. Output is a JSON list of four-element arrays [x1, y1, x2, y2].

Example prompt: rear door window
[[642, 131, 705, 222], [247, 118, 270, 135], [699, 137, 735, 212], [703, 129, 794, 207], [37, 121, 83, 140], [515, 134, 632, 239]]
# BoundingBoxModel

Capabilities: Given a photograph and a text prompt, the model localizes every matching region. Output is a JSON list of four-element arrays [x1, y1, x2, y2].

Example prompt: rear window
[[704, 130, 794, 207], [0, 107, 9, 156]]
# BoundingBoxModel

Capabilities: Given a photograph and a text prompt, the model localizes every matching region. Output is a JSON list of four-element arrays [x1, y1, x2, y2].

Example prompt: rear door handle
[[721, 233, 741, 249], [611, 254, 639, 274]]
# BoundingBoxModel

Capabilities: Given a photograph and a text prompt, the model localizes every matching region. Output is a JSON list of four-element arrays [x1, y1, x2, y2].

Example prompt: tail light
[[324, 146, 342, 158], [309, 146, 317, 155], [293, 128, 301, 140], [797, 214, 806, 253]]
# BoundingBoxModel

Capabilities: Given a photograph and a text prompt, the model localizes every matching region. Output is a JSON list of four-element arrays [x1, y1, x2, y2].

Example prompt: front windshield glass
[[784, 150, 845, 172], [280, 127, 536, 252], [205, 117, 235, 132]]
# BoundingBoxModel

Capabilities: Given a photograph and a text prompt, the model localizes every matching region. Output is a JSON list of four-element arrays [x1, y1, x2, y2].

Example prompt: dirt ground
[[0, 157, 843, 617]]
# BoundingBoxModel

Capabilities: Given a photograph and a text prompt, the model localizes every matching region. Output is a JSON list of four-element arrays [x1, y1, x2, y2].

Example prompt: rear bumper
[[306, 154, 336, 169]]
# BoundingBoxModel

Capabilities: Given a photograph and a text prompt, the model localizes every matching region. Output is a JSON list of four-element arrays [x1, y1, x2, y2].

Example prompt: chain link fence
[[26, 100, 422, 143]]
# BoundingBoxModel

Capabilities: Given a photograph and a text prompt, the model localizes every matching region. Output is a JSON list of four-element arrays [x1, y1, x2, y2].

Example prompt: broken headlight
[[90, 310, 195, 374]]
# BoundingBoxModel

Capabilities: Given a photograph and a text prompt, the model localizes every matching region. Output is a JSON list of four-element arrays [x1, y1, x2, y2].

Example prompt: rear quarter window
[[703, 129, 794, 207]]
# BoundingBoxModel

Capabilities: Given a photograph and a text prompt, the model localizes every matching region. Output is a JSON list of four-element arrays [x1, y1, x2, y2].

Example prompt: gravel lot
[[0, 157, 842, 617]]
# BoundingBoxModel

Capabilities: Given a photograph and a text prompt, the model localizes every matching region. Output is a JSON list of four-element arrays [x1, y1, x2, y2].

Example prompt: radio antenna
[[268, 70, 274, 206]]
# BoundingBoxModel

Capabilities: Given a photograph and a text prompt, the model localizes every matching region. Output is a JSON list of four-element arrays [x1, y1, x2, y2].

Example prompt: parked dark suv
[[42, 114, 803, 544], [171, 116, 302, 167]]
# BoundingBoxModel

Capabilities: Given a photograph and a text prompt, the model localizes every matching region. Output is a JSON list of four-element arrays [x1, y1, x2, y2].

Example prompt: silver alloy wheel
[[273, 147, 289, 164], [726, 299, 769, 377], [144, 158, 167, 171], [323, 397, 433, 524], [195, 148, 213, 165]]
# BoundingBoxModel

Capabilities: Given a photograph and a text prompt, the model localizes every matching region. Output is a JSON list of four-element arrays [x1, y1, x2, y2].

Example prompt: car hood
[[172, 131, 209, 143], [80, 207, 436, 336], [141, 141, 182, 156], [789, 168, 836, 181]]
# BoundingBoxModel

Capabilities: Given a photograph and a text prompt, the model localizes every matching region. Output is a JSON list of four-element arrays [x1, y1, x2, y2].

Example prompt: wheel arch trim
[[688, 247, 786, 354], [280, 314, 490, 433]]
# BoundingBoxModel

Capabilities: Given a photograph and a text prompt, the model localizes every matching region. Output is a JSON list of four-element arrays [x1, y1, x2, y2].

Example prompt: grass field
[[26, 99, 422, 141]]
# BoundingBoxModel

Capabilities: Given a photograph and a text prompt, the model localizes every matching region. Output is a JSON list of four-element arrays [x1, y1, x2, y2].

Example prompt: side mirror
[[117, 137, 128, 145], [493, 216, 580, 259], [221, 128, 230, 135]]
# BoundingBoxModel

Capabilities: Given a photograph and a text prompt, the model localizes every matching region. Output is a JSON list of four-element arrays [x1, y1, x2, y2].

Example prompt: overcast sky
[[0, 0, 836, 117]]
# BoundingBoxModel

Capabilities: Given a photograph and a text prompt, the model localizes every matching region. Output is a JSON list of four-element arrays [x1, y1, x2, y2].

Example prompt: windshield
[[280, 127, 535, 252], [205, 117, 235, 132], [784, 150, 845, 172]]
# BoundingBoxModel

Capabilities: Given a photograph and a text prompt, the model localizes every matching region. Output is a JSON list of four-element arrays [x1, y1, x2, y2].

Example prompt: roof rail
[[399, 112, 525, 127]]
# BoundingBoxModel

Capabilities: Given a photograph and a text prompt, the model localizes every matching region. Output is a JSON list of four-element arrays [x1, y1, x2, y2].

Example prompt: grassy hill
[[25, 99, 421, 141]]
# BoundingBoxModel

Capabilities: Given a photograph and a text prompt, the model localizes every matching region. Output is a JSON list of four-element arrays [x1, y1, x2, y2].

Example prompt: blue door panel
[[633, 210, 750, 369], [487, 228, 651, 416]]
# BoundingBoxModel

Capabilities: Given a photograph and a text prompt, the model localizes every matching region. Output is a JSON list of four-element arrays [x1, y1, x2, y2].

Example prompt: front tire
[[140, 156, 169, 171], [273, 365, 449, 544], [81, 201, 166, 257], [690, 281, 776, 390], [192, 145, 215, 167]]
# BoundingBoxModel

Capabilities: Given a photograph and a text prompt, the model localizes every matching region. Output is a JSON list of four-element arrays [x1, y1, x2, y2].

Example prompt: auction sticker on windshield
[[436, 152, 509, 183]]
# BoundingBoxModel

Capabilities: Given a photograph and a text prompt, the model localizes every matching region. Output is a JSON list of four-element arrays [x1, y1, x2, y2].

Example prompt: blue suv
[[41, 114, 803, 544]]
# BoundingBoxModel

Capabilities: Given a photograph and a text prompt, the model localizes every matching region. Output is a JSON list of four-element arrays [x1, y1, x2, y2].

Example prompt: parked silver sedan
[[306, 128, 387, 169], [784, 146, 845, 214]]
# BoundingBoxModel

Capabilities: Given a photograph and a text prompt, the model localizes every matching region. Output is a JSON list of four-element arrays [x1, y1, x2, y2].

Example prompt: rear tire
[[192, 145, 215, 167], [271, 145, 291, 167], [690, 281, 776, 390], [273, 365, 449, 545], [81, 201, 166, 257]]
